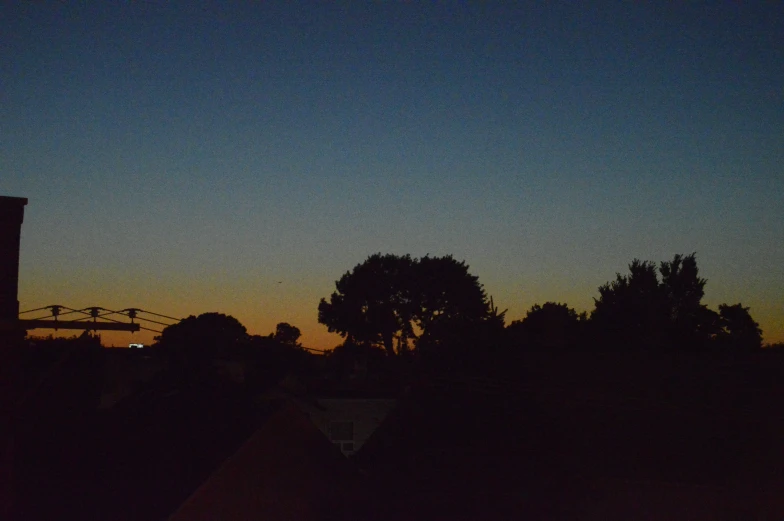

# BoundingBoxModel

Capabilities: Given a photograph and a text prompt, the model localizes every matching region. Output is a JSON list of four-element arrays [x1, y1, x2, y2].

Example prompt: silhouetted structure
[[0, 196, 140, 337], [0, 196, 27, 519], [0, 196, 27, 345], [168, 404, 358, 521]]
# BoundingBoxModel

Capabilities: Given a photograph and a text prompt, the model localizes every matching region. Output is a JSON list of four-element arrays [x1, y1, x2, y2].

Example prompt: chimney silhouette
[[0, 196, 28, 328]]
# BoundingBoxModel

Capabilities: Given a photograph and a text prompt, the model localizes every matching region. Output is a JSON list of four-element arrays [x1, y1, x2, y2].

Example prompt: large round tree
[[318, 253, 493, 356], [318, 254, 415, 356], [156, 312, 248, 357]]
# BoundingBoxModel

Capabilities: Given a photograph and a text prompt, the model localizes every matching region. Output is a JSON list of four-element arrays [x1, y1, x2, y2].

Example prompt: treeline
[[318, 253, 766, 358], [139, 252, 777, 381]]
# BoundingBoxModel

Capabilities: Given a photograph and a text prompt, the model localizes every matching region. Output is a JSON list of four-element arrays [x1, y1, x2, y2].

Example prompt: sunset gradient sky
[[2, 3, 782, 347]]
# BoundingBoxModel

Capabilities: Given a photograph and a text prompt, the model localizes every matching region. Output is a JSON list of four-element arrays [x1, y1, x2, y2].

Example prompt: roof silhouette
[[168, 402, 359, 521]]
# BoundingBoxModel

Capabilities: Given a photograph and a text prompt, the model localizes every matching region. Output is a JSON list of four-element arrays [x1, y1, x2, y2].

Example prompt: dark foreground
[[6, 346, 784, 520]]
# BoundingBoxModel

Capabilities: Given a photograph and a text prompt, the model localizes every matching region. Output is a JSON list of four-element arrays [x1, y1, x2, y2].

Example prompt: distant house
[[258, 375, 399, 457], [14, 371, 372, 521], [168, 404, 359, 521], [302, 393, 398, 456]]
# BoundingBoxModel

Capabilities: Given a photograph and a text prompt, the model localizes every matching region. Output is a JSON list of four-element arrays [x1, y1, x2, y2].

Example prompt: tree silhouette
[[591, 259, 669, 349], [716, 303, 763, 350], [323, 339, 388, 382], [590, 253, 763, 351], [659, 253, 706, 317], [156, 312, 248, 359], [507, 302, 582, 349], [271, 322, 302, 348], [318, 253, 415, 356], [318, 253, 495, 356], [411, 255, 496, 354], [658, 253, 715, 348]]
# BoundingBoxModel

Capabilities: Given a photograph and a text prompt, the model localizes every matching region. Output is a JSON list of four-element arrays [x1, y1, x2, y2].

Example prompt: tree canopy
[[318, 253, 414, 356], [156, 312, 248, 356], [590, 253, 763, 350], [270, 322, 302, 348], [716, 303, 763, 350], [318, 253, 496, 356], [591, 258, 668, 349], [507, 302, 583, 349]]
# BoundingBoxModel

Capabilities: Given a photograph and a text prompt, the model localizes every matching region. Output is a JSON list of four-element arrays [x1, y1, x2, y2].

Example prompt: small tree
[[659, 253, 713, 348], [716, 303, 763, 350], [507, 302, 581, 349], [155, 312, 248, 367], [591, 259, 668, 349], [271, 322, 302, 348]]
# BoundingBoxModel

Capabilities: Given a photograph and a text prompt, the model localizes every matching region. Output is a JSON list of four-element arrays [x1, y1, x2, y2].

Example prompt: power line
[[129, 309, 183, 322], [16, 304, 181, 334]]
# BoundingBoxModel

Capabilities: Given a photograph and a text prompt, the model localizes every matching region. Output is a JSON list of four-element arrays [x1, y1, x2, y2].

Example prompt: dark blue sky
[[2, 2, 782, 346]]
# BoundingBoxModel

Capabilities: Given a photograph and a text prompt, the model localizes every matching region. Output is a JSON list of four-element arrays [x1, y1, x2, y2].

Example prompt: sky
[[2, 2, 782, 348]]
